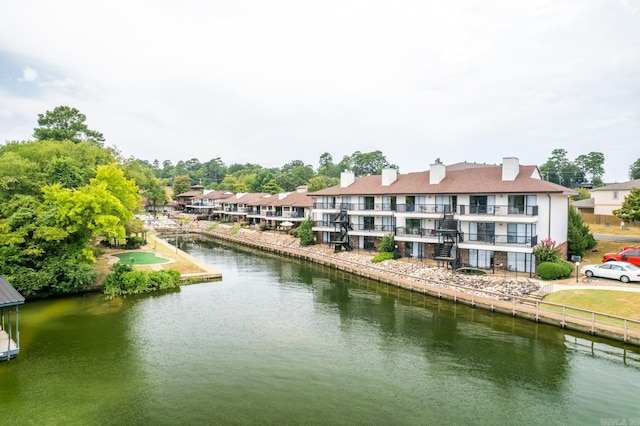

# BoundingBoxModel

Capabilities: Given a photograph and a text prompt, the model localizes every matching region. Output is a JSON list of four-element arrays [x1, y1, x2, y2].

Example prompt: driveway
[[594, 234, 640, 242]]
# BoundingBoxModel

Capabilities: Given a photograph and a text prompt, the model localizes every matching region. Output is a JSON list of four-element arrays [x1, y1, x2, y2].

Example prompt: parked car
[[602, 248, 640, 267], [581, 261, 640, 283]]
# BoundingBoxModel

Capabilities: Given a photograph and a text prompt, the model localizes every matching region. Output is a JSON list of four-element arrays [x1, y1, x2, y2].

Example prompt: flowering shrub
[[533, 238, 562, 264]]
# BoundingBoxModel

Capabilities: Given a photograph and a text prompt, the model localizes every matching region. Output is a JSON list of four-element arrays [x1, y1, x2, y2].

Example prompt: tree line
[[2, 105, 639, 297]]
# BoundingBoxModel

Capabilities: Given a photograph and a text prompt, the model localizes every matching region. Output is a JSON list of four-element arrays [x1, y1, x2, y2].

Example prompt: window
[[406, 218, 421, 234], [613, 191, 618, 200], [507, 252, 534, 273], [469, 249, 493, 269], [406, 196, 415, 212], [363, 196, 374, 210], [470, 222, 495, 242], [363, 216, 375, 230]]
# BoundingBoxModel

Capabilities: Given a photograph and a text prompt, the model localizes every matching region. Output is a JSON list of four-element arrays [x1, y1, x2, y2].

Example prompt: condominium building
[[310, 157, 576, 274]]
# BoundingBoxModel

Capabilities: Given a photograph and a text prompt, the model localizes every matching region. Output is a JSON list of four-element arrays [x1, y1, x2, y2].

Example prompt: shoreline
[[164, 221, 640, 347]]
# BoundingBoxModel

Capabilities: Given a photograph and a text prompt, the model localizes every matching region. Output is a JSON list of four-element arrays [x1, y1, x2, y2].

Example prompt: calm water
[[1, 236, 639, 425]]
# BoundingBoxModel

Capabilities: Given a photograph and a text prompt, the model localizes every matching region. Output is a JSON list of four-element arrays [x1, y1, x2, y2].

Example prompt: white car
[[580, 261, 640, 283]]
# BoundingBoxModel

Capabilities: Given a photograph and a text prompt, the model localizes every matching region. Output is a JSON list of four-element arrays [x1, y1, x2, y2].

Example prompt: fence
[[581, 213, 639, 228]]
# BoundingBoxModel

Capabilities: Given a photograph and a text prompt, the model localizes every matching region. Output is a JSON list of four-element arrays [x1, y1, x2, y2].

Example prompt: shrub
[[207, 223, 218, 231], [230, 226, 241, 235], [379, 234, 396, 253], [125, 236, 145, 249], [533, 238, 562, 264], [371, 252, 395, 263], [103, 262, 181, 298], [297, 218, 314, 246], [537, 261, 574, 280]]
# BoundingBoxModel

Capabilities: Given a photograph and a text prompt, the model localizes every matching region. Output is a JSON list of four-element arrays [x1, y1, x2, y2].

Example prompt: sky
[[1, 0, 638, 183]]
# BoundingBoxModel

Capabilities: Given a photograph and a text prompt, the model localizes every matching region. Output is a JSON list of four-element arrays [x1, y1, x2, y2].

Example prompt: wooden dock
[[0, 329, 19, 360]]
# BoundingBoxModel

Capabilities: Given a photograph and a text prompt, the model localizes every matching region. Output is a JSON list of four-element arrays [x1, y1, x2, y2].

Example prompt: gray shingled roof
[[0, 276, 25, 307], [590, 179, 640, 192]]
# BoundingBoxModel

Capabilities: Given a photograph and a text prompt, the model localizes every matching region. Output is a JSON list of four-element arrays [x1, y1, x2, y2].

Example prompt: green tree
[[629, 158, 640, 180], [297, 218, 314, 246], [539, 149, 585, 187], [33, 106, 104, 144], [172, 175, 192, 197], [45, 156, 85, 188], [567, 205, 596, 259], [276, 160, 315, 191], [307, 175, 339, 192], [318, 152, 342, 178], [574, 152, 605, 186], [613, 187, 640, 223], [261, 179, 284, 194], [339, 150, 397, 176], [570, 188, 591, 202]]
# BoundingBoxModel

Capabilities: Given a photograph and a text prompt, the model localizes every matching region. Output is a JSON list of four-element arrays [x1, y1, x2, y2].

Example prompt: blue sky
[[1, 0, 638, 182]]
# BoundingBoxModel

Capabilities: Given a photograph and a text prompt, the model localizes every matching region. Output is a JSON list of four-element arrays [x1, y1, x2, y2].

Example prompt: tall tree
[[276, 160, 315, 191], [33, 106, 104, 144], [629, 158, 640, 180], [567, 205, 596, 258], [539, 149, 585, 187], [574, 152, 605, 186], [172, 175, 192, 197], [317, 152, 342, 178], [339, 150, 397, 176]]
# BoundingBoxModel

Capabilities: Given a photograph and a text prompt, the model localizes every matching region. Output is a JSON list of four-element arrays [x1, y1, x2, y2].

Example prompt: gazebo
[[0, 276, 25, 361]]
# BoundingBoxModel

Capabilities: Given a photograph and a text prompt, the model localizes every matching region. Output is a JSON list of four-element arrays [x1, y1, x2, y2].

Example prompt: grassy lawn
[[544, 290, 640, 322], [581, 223, 640, 265]]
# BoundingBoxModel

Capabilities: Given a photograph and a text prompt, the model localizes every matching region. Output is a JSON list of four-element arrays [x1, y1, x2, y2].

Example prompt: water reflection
[[1, 235, 638, 424]]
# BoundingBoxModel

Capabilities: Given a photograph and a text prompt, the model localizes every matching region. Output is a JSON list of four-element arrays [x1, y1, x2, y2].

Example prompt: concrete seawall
[[162, 223, 640, 347]]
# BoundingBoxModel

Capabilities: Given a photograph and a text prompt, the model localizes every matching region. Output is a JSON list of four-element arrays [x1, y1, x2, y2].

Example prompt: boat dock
[[1, 275, 25, 361]]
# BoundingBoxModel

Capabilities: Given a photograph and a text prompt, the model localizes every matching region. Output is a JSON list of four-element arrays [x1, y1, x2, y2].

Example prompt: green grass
[[113, 252, 169, 265], [544, 290, 640, 323]]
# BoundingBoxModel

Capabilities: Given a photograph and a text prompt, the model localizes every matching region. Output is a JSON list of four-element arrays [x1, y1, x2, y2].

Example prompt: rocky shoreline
[[188, 222, 542, 300]]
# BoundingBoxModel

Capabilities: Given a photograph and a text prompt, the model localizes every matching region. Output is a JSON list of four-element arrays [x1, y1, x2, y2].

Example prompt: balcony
[[395, 227, 437, 239], [350, 223, 395, 233], [458, 205, 538, 216], [313, 202, 352, 210], [465, 233, 538, 247]]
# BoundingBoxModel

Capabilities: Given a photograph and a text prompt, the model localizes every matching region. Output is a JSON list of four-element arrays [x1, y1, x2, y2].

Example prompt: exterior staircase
[[434, 214, 461, 269], [330, 209, 352, 251]]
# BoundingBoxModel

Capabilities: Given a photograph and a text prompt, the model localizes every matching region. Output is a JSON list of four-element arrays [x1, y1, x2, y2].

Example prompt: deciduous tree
[[613, 187, 640, 223]]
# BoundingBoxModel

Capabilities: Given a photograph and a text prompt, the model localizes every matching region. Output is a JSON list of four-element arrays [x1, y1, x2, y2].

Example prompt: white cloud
[[0, 0, 638, 182], [20, 66, 38, 82]]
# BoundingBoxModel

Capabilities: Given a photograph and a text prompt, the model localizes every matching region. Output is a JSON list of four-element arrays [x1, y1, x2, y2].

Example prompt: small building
[[0, 276, 25, 361]]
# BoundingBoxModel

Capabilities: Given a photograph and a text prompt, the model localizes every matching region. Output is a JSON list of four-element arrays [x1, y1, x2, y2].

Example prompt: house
[[220, 192, 270, 223], [589, 179, 640, 216], [245, 186, 313, 229], [186, 190, 234, 217], [310, 157, 576, 274]]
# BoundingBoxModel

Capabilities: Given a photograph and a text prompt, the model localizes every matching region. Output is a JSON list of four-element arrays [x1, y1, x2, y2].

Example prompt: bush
[[230, 226, 241, 235], [125, 236, 145, 249], [379, 234, 396, 253], [537, 261, 574, 280], [297, 218, 314, 246], [371, 252, 395, 263], [533, 238, 562, 264], [103, 263, 181, 298]]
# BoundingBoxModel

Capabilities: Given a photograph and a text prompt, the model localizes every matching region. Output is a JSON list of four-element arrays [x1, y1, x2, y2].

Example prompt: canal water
[[1, 236, 639, 425]]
